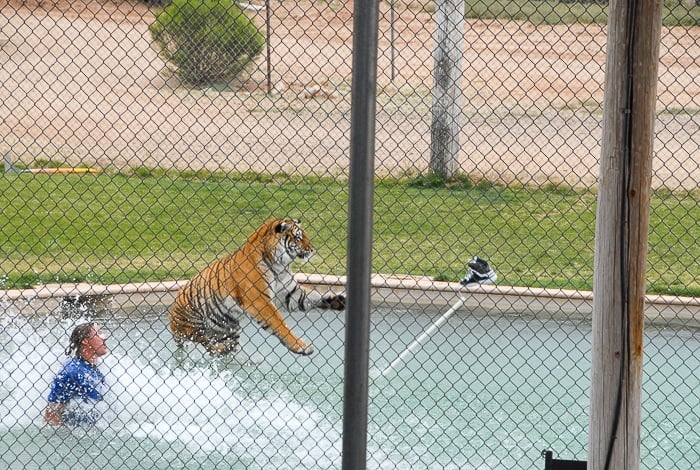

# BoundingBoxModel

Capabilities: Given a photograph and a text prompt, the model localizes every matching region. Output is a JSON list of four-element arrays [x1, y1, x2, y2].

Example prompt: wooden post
[[588, 2, 663, 469], [428, 0, 464, 180]]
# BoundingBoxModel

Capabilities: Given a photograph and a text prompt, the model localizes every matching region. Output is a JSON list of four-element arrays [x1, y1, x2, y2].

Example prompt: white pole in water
[[381, 295, 465, 377]]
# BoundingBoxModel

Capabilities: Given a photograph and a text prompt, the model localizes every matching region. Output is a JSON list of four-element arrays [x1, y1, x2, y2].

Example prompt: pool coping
[[2, 274, 699, 327]]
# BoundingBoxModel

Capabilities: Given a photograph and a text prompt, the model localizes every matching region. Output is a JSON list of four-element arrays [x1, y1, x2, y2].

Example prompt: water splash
[[0, 311, 431, 469], [0, 315, 344, 468]]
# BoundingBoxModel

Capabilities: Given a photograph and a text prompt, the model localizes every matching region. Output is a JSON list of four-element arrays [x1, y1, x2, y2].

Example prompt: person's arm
[[45, 361, 76, 426], [44, 402, 66, 425]]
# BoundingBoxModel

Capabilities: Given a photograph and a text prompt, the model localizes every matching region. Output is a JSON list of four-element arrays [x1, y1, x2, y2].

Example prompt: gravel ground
[[1, 0, 698, 188]]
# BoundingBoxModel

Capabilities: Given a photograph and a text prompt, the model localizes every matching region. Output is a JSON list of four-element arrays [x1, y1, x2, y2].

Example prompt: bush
[[149, 0, 265, 86]]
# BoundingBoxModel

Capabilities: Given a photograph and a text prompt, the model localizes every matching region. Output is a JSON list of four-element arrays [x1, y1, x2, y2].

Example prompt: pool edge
[[2, 274, 698, 327]]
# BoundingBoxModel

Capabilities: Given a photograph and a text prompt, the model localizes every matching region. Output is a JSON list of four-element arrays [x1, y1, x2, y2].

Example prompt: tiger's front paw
[[321, 293, 346, 311], [287, 338, 314, 355]]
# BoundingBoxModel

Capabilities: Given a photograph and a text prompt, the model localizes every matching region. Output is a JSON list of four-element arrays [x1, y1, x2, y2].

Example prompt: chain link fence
[[1, 0, 699, 468]]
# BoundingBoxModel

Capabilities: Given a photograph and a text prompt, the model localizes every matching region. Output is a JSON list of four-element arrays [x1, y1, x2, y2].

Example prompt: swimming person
[[44, 322, 108, 426]]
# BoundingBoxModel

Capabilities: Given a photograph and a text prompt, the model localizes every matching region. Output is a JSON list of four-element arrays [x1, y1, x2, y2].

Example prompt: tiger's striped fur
[[168, 218, 345, 356]]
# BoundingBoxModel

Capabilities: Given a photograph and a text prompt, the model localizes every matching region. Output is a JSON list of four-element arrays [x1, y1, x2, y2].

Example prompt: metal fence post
[[342, 0, 380, 468]]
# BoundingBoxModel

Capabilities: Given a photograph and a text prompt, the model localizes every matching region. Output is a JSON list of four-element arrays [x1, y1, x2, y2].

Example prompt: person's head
[[66, 322, 108, 363]]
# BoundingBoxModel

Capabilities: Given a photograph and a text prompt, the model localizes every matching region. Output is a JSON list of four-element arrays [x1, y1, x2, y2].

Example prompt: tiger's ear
[[275, 219, 301, 233], [275, 221, 291, 233]]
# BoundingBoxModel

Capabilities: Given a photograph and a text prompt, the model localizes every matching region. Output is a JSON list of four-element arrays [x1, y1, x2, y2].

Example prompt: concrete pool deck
[[2, 274, 699, 328]]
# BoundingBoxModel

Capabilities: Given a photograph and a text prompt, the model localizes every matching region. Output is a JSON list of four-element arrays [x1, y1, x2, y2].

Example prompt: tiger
[[168, 218, 346, 356]]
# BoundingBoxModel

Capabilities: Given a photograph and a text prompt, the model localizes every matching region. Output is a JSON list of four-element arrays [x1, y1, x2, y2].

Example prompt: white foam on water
[[0, 311, 425, 469], [107, 352, 344, 460], [0, 316, 62, 428], [0, 314, 346, 468]]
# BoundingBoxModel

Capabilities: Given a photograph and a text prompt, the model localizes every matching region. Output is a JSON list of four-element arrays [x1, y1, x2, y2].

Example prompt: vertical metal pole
[[265, 0, 272, 94], [390, 0, 395, 82], [342, 0, 379, 468]]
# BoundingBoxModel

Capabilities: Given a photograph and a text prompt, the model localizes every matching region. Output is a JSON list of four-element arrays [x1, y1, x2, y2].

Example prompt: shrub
[[149, 0, 265, 86]]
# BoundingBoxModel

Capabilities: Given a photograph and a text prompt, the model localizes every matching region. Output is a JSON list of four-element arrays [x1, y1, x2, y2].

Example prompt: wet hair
[[65, 322, 96, 357]]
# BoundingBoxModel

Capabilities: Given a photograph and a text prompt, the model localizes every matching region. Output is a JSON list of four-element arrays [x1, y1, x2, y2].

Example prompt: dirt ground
[[1, 0, 699, 189]]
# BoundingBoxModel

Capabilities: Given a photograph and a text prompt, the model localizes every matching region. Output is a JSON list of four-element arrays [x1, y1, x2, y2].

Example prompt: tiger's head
[[272, 218, 315, 263]]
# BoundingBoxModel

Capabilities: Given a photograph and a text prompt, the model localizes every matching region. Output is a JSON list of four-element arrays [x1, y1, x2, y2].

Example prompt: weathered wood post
[[588, 2, 663, 469], [429, 0, 464, 180]]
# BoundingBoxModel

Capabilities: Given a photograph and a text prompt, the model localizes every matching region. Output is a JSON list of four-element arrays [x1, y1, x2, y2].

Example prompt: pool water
[[0, 305, 698, 469]]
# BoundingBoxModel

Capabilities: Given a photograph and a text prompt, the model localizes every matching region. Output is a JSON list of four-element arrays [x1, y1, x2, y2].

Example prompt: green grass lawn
[[1, 171, 698, 296]]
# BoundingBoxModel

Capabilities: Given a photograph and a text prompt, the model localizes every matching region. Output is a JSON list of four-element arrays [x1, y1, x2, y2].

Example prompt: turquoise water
[[0, 305, 698, 469]]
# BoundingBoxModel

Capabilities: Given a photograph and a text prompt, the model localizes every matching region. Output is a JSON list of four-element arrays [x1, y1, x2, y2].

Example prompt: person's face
[[83, 325, 108, 358]]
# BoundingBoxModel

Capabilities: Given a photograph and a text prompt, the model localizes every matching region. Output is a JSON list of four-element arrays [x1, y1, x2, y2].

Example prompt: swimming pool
[[0, 304, 698, 469]]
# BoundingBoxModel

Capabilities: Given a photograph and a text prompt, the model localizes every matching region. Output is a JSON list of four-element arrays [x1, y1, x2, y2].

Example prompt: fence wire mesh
[[0, 0, 699, 468]]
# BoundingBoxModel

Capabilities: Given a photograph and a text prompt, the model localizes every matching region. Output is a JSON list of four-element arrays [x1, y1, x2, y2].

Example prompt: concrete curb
[[2, 274, 699, 326]]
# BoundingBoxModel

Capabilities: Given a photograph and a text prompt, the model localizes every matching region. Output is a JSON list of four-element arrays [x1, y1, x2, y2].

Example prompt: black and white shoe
[[460, 256, 497, 286]]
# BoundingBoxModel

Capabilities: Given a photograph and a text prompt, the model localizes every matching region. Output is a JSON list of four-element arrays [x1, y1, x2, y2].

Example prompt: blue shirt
[[47, 358, 106, 425]]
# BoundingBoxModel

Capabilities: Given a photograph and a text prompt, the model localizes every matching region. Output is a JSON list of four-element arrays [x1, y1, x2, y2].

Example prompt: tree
[[150, 0, 265, 86]]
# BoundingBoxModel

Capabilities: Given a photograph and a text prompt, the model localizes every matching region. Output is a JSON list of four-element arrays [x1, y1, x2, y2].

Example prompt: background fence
[[1, 0, 699, 468]]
